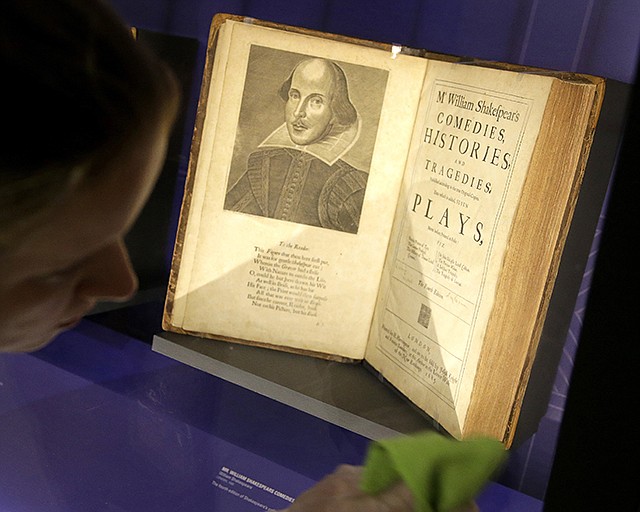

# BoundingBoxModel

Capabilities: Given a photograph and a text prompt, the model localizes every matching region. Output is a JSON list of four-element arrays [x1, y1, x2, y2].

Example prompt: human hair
[[278, 58, 358, 129], [0, 0, 180, 242]]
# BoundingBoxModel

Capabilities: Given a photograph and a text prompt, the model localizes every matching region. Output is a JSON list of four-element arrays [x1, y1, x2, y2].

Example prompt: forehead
[[290, 60, 335, 93]]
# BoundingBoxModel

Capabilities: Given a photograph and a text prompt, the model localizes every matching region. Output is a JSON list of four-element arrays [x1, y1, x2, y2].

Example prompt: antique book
[[162, 14, 605, 446]]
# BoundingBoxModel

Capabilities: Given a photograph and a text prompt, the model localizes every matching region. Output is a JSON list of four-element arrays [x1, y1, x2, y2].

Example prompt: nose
[[294, 98, 308, 118], [75, 240, 138, 303]]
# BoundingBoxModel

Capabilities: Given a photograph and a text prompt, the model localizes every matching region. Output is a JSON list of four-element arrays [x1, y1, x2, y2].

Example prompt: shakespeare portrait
[[224, 46, 388, 234]]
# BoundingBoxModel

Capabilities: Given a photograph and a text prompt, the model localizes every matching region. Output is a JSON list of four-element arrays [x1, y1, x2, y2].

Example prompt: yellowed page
[[170, 21, 428, 359], [365, 60, 552, 437]]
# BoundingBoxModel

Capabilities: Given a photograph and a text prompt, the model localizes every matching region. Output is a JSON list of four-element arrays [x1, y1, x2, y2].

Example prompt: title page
[[366, 60, 552, 436]]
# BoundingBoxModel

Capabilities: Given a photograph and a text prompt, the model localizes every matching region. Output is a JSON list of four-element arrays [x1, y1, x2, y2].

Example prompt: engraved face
[[285, 59, 336, 146]]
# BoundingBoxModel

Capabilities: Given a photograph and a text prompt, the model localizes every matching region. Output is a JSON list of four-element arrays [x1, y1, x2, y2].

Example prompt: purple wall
[[111, 0, 639, 82]]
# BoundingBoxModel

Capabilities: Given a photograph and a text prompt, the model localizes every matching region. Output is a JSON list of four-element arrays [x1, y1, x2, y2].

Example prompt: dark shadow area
[[544, 65, 639, 510]]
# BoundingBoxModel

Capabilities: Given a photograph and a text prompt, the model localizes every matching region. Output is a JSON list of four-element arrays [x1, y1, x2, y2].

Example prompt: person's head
[[279, 58, 357, 146], [0, 0, 180, 352]]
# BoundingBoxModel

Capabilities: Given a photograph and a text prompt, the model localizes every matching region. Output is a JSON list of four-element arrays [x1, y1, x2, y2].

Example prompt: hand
[[278, 464, 413, 512], [277, 464, 479, 512]]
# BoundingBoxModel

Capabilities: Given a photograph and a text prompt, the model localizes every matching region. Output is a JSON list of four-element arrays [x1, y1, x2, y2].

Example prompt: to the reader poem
[[245, 242, 329, 317], [378, 63, 540, 409]]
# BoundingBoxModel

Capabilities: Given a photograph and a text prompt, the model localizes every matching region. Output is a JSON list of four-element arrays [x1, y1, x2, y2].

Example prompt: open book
[[162, 14, 604, 446]]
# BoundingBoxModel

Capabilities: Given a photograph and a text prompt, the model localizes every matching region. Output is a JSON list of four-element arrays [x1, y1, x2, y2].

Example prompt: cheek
[[308, 106, 332, 128], [0, 280, 76, 352], [285, 100, 295, 120]]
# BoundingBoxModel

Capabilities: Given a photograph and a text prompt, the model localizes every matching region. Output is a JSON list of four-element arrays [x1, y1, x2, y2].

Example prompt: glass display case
[[1, 1, 637, 510]]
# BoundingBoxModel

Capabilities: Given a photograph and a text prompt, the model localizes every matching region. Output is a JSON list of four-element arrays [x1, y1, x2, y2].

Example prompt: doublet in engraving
[[225, 147, 367, 233]]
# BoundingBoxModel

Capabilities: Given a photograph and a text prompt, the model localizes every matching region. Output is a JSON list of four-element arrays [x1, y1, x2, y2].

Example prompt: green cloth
[[360, 431, 507, 512]]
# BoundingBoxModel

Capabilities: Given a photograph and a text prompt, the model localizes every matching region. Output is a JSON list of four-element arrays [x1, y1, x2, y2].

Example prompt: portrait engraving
[[224, 46, 388, 234]]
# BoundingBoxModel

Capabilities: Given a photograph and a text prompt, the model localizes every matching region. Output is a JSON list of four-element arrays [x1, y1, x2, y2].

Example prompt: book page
[[366, 60, 552, 436], [169, 21, 428, 359]]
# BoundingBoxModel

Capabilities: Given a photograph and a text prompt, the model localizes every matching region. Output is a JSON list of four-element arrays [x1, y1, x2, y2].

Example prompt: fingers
[[279, 464, 414, 512], [275, 464, 478, 512], [375, 481, 414, 511]]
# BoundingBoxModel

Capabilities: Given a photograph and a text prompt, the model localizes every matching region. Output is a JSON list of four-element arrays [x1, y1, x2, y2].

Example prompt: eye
[[288, 89, 300, 100], [309, 96, 324, 109], [37, 261, 83, 285]]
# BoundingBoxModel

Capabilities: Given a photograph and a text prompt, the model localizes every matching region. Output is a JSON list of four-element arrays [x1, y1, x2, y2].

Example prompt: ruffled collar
[[259, 117, 361, 166]]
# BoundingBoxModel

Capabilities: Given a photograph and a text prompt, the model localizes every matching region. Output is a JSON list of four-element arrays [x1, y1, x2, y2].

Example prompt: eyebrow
[[290, 89, 328, 99]]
